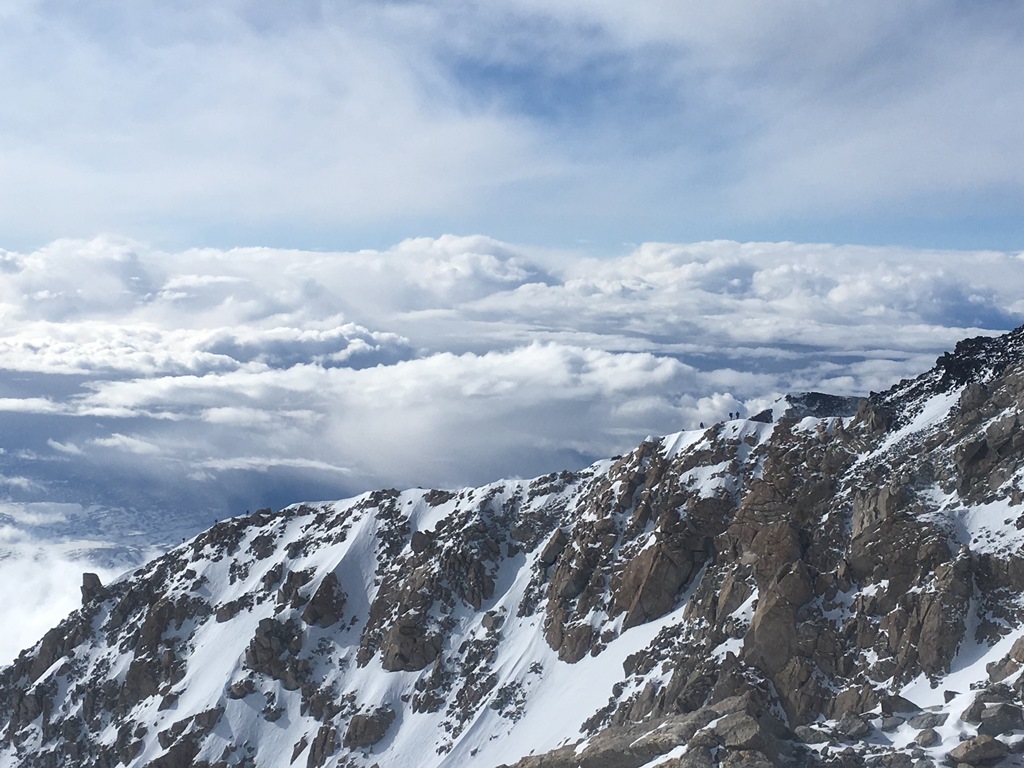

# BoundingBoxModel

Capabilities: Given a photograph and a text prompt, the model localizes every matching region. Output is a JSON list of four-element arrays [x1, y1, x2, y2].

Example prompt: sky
[[0, 1, 1022, 252], [0, 2, 1023, 663]]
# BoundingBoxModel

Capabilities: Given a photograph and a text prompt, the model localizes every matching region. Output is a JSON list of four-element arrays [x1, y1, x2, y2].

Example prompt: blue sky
[[1, 1, 1022, 252]]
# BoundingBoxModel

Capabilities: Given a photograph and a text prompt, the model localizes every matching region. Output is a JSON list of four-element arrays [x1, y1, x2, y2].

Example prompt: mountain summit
[[2, 327, 1024, 767]]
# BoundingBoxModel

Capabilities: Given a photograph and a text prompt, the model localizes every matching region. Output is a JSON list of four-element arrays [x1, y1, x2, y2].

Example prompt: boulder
[[977, 703, 1024, 736], [962, 686, 1015, 724], [908, 712, 948, 729], [380, 613, 442, 672], [914, 729, 939, 747], [948, 734, 1009, 765], [881, 716, 906, 733], [715, 712, 768, 751], [794, 725, 830, 744], [836, 713, 872, 739]]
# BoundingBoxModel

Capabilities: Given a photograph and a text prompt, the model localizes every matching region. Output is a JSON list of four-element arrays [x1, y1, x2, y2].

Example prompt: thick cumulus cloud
[[0, 233, 1021, 660], [0, 235, 1019, 500]]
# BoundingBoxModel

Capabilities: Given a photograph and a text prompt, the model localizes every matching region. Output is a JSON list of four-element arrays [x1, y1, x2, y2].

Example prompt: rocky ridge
[[1, 327, 1024, 767]]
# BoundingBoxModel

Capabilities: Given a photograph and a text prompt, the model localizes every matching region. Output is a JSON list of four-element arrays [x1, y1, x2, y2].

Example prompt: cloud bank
[[0, 234, 1020, 513], [0, 233, 1021, 662]]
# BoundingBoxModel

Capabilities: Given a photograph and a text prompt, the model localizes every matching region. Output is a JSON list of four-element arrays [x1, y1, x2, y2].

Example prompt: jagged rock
[[977, 702, 1024, 736], [962, 686, 1016, 723], [301, 572, 346, 628], [148, 737, 201, 768], [613, 539, 694, 630], [27, 626, 67, 683], [411, 529, 433, 554], [744, 559, 812, 677], [538, 528, 568, 567], [948, 734, 1009, 765], [836, 713, 873, 739], [81, 572, 106, 605], [908, 712, 948, 729], [343, 707, 395, 749], [307, 724, 338, 767], [880, 694, 920, 714], [227, 678, 255, 699], [122, 656, 161, 705], [244, 617, 308, 687], [714, 712, 769, 750], [630, 709, 718, 752], [718, 751, 775, 768], [661, 751, 714, 768], [379, 613, 442, 672], [292, 736, 309, 764], [277, 568, 314, 608]]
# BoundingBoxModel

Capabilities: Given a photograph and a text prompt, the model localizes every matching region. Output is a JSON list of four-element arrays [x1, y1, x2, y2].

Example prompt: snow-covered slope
[[2, 326, 1024, 768]]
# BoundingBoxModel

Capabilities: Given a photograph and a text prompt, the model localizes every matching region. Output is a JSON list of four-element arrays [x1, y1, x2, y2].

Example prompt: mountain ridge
[[1, 326, 1024, 767]]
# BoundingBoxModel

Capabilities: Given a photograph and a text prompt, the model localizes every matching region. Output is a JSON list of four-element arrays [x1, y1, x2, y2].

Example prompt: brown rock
[[538, 528, 568, 567], [379, 613, 442, 672], [301, 573, 346, 628], [978, 703, 1024, 736], [613, 540, 693, 630], [343, 707, 395, 749], [915, 729, 939, 747], [948, 734, 1009, 765], [81, 572, 106, 605], [307, 724, 338, 767], [714, 712, 768, 751]]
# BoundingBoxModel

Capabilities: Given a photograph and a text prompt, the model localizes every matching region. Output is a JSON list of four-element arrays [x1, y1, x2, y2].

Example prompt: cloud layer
[[0, 233, 1021, 662], [0, 235, 1020, 515]]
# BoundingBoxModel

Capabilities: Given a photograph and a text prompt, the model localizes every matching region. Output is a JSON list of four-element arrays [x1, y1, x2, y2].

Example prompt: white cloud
[[0, 233, 1016, 539], [47, 439, 82, 455], [0, 397, 65, 413], [90, 433, 162, 455], [0, 501, 78, 526], [0, 4, 1019, 247], [0, 530, 137, 664]]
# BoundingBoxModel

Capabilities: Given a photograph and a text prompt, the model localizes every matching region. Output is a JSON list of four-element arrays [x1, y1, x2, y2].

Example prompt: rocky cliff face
[[2, 327, 1024, 768]]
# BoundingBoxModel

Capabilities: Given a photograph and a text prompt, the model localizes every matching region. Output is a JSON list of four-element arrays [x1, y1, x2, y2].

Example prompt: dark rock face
[[343, 707, 395, 749], [752, 391, 862, 423], [80, 572, 106, 605], [1, 325, 1024, 768], [300, 572, 347, 628]]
